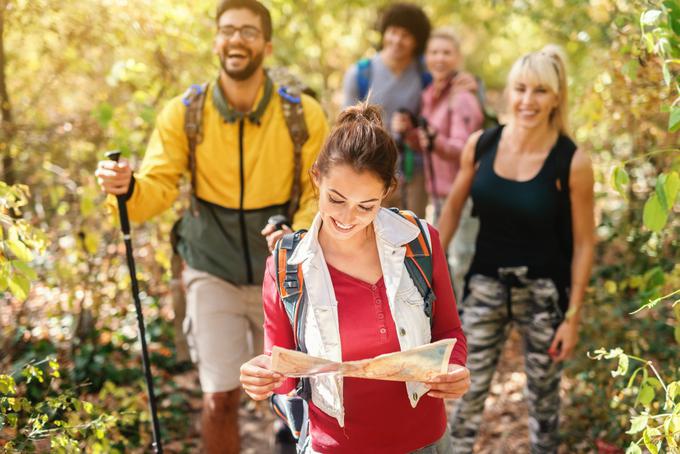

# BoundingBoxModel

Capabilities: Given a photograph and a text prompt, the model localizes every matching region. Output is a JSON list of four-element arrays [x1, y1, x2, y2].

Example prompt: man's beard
[[220, 48, 265, 81]]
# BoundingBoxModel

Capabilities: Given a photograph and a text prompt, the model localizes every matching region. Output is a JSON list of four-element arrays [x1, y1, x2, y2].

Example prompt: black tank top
[[468, 125, 577, 309]]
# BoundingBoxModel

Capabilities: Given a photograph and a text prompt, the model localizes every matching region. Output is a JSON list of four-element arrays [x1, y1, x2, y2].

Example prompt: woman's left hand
[[261, 223, 293, 252], [424, 364, 470, 399], [417, 128, 430, 151], [548, 317, 580, 362]]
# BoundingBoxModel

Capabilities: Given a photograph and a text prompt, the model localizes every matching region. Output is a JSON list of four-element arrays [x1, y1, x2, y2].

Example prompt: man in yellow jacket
[[95, 1, 328, 452]]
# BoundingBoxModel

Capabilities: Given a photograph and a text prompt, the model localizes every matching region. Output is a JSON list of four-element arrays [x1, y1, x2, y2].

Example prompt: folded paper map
[[271, 338, 456, 382]]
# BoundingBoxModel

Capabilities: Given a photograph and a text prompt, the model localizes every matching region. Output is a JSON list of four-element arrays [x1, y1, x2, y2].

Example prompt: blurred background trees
[[0, 0, 677, 451]]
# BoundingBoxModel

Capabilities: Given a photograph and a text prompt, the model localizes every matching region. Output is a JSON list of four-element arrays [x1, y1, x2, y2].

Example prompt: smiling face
[[508, 75, 559, 130], [214, 8, 272, 81], [382, 26, 418, 64], [314, 164, 386, 242], [425, 36, 460, 81]]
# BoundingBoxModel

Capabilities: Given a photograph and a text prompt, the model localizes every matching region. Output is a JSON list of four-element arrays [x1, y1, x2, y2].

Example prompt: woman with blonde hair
[[438, 45, 594, 453]]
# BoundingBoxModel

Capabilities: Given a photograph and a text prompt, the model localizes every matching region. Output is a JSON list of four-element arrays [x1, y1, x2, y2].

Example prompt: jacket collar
[[212, 75, 273, 125], [288, 208, 421, 265]]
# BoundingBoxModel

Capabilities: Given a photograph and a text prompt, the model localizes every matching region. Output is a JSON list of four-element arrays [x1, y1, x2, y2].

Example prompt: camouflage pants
[[450, 267, 565, 454]]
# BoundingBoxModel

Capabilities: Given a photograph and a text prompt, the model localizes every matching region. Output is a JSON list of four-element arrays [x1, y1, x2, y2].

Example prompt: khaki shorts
[[182, 266, 264, 393]]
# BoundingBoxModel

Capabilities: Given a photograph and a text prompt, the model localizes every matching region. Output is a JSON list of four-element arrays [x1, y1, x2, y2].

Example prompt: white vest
[[287, 208, 433, 427]]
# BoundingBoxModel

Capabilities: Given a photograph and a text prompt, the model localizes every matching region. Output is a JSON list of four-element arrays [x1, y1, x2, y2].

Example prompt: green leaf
[[670, 105, 680, 133], [625, 442, 642, 454], [83, 401, 94, 414], [643, 428, 659, 454], [643, 194, 668, 232], [6, 238, 34, 262], [666, 0, 680, 35], [662, 61, 671, 85], [0, 375, 16, 395], [639, 382, 656, 406], [675, 324, 680, 345], [11, 261, 37, 281], [644, 267, 665, 291], [627, 414, 648, 434], [664, 171, 679, 207], [656, 174, 669, 211], [670, 381, 680, 401], [643, 33, 655, 53], [646, 377, 662, 389], [7, 274, 30, 301], [628, 367, 644, 388], [611, 166, 630, 198]]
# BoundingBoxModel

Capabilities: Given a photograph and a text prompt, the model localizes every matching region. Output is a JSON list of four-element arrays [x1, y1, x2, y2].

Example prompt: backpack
[[181, 70, 310, 219], [473, 77, 499, 129], [270, 209, 436, 451]]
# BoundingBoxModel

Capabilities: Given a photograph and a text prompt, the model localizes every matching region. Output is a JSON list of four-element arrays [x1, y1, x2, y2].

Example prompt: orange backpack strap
[[390, 209, 436, 323], [273, 231, 308, 351], [273, 230, 312, 404]]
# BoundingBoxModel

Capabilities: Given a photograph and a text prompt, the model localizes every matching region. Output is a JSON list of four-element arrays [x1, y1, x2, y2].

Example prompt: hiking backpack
[[181, 69, 310, 219], [270, 209, 437, 451]]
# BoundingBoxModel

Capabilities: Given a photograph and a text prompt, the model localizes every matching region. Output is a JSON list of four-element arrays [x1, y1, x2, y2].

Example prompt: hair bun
[[540, 44, 567, 70], [336, 102, 384, 128]]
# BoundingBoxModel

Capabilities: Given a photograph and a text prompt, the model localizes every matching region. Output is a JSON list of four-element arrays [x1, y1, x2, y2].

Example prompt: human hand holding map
[[270, 338, 456, 382]]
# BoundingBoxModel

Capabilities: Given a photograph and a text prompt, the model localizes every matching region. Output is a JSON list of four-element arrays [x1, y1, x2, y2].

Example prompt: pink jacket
[[420, 82, 483, 197]]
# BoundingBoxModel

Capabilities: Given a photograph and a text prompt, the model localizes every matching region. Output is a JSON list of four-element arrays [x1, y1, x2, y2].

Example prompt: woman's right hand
[[391, 111, 414, 135], [240, 354, 286, 400]]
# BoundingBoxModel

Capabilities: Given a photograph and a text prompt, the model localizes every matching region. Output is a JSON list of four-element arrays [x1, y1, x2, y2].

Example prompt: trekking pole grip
[[105, 150, 131, 236]]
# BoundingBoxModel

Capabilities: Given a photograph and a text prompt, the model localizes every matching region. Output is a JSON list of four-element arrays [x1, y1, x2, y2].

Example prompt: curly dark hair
[[378, 3, 431, 56]]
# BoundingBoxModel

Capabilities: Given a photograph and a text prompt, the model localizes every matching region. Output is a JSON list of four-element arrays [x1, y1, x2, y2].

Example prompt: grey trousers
[[450, 267, 564, 454]]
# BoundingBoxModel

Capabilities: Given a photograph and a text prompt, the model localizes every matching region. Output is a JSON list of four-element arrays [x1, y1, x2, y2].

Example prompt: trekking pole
[[105, 150, 164, 454], [418, 117, 441, 220]]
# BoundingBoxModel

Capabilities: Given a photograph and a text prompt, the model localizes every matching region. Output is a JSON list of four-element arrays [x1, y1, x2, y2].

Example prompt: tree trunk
[[0, 1, 15, 185]]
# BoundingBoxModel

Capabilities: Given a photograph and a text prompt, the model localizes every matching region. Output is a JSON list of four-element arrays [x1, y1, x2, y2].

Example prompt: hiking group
[[95, 1, 595, 453]]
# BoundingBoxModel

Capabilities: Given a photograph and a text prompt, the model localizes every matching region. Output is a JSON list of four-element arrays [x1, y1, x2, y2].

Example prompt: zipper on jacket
[[238, 119, 254, 284]]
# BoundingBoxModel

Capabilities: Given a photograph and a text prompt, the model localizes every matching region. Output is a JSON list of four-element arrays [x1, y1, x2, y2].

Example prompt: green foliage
[[0, 183, 46, 301], [0, 359, 117, 452], [644, 171, 679, 232], [639, 1, 680, 132], [591, 348, 680, 452], [586, 3, 679, 452], [0, 0, 678, 450]]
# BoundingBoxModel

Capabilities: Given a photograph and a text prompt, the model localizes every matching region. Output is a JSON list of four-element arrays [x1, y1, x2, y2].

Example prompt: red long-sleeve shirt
[[262, 225, 467, 453]]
